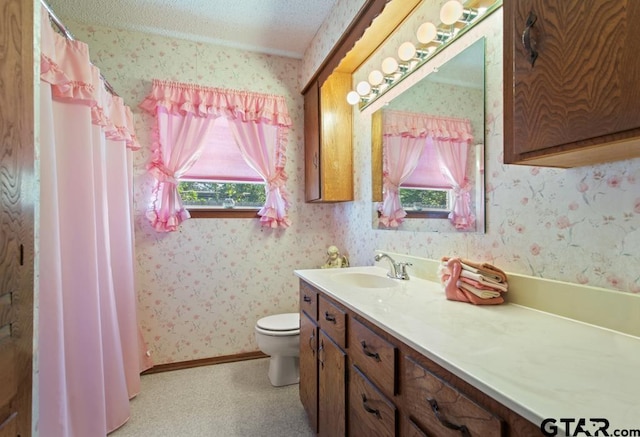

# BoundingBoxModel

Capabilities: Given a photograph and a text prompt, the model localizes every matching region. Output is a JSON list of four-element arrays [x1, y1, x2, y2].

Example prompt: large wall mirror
[[371, 37, 485, 233]]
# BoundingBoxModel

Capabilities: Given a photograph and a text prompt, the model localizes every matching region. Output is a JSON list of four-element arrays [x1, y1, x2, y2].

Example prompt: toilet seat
[[256, 313, 299, 336]]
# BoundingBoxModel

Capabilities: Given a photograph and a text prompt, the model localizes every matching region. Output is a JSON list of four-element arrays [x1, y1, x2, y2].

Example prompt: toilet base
[[267, 355, 300, 387]]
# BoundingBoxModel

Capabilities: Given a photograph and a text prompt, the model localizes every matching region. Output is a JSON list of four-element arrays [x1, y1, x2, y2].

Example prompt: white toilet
[[255, 313, 300, 387]]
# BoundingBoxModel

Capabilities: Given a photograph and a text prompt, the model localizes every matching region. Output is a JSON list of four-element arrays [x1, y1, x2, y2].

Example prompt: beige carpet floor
[[110, 358, 314, 437]]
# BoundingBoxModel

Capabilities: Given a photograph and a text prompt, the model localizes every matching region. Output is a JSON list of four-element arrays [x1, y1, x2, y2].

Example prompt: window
[[179, 181, 266, 209], [400, 187, 451, 212], [180, 117, 264, 211]]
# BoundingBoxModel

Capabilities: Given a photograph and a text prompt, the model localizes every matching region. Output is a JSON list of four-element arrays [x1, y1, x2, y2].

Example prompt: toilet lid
[[256, 313, 299, 331]]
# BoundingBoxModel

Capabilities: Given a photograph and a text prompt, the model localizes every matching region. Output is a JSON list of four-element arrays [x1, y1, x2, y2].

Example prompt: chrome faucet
[[374, 253, 412, 280]]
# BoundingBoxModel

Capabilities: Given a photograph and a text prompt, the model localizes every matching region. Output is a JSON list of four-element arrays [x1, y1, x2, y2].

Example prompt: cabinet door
[[0, 0, 35, 435], [318, 330, 346, 437], [304, 81, 321, 202], [299, 313, 318, 433], [504, 0, 640, 167]]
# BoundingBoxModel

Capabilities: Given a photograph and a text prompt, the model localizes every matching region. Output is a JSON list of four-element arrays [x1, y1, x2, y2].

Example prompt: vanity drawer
[[318, 295, 347, 348], [404, 356, 504, 437], [349, 317, 396, 398], [349, 365, 397, 437], [299, 281, 318, 320]]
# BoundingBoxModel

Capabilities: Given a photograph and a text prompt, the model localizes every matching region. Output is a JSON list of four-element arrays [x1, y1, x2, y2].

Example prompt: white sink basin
[[332, 272, 400, 289]]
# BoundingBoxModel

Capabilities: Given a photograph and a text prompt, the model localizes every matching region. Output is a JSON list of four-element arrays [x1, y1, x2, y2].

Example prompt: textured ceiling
[[46, 0, 338, 59]]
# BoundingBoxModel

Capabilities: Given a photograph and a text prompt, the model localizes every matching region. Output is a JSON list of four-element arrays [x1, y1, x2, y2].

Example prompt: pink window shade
[[401, 137, 451, 189], [182, 117, 262, 182]]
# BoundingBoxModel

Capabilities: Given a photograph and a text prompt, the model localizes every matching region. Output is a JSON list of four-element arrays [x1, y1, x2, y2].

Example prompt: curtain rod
[[40, 0, 119, 97]]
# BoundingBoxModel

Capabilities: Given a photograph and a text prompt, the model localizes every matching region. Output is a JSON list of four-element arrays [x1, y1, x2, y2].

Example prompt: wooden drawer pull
[[324, 311, 336, 323], [521, 11, 538, 67], [361, 394, 381, 418], [303, 295, 312, 303], [360, 340, 380, 362], [318, 338, 325, 369], [427, 398, 471, 436], [308, 330, 315, 354]]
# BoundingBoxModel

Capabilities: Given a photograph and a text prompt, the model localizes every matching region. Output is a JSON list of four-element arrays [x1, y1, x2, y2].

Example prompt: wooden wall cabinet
[[504, 0, 640, 167], [304, 72, 353, 202], [298, 280, 544, 436]]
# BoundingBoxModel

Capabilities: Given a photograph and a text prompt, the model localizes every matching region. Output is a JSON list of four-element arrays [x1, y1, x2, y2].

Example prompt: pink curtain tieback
[[147, 161, 178, 185], [267, 169, 287, 189], [383, 180, 400, 191]]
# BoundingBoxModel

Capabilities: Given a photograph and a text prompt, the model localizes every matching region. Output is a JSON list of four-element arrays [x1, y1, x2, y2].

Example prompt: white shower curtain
[[39, 7, 151, 436]]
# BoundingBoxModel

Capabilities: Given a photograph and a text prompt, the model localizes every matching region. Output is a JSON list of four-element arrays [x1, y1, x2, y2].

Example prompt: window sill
[[187, 208, 260, 219], [404, 210, 449, 219]]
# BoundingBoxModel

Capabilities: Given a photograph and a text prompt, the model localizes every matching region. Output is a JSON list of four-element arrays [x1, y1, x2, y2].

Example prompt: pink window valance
[[383, 110, 474, 142], [39, 16, 140, 150], [139, 79, 292, 126]]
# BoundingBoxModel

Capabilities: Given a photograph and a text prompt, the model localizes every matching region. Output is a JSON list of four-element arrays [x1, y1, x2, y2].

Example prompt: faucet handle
[[396, 262, 412, 279]]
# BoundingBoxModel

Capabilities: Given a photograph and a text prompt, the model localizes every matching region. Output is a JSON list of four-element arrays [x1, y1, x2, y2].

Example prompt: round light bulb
[[381, 57, 399, 75], [346, 90, 360, 105], [440, 0, 463, 25], [416, 22, 437, 44], [368, 70, 384, 86], [398, 41, 417, 62], [356, 80, 371, 96]]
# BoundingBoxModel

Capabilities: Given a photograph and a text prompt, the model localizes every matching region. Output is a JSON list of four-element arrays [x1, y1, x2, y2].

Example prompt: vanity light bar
[[346, 0, 496, 107]]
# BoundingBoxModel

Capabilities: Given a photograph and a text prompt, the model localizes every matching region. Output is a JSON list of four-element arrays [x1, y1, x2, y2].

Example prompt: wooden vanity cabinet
[[504, 0, 640, 167], [299, 280, 545, 436], [303, 73, 353, 202]]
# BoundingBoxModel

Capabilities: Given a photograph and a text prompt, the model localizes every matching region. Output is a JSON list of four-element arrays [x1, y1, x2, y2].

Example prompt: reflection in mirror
[[372, 38, 485, 233]]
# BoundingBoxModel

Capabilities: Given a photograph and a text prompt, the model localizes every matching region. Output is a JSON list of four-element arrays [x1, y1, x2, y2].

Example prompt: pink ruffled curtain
[[139, 79, 292, 230], [379, 110, 474, 229], [39, 7, 152, 437], [378, 134, 425, 227], [227, 120, 291, 228], [434, 139, 476, 230]]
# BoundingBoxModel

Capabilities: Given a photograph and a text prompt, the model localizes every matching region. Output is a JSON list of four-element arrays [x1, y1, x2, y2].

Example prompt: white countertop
[[294, 266, 640, 431]]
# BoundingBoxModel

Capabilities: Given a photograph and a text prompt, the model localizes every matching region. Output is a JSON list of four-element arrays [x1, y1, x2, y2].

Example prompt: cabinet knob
[[303, 295, 312, 303], [426, 398, 471, 436], [521, 11, 538, 67]]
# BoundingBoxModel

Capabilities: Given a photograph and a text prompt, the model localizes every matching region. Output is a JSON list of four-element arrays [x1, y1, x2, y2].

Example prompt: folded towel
[[459, 259, 507, 283], [457, 280, 501, 299], [441, 256, 508, 283], [459, 271, 509, 292], [442, 258, 504, 305]]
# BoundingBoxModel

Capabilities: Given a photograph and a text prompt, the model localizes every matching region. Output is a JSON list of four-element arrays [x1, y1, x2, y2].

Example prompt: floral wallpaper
[[67, 0, 639, 366]]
